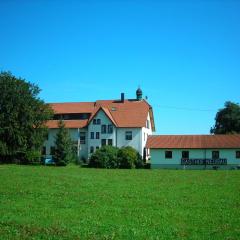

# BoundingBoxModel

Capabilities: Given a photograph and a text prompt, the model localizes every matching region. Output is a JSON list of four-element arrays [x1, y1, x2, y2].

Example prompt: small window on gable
[[97, 119, 101, 125], [93, 119, 97, 125]]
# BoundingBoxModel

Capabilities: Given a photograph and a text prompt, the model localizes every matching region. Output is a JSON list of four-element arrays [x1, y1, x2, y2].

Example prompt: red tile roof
[[46, 120, 88, 129], [47, 99, 155, 130], [146, 135, 240, 149], [49, 102, 95, 114]]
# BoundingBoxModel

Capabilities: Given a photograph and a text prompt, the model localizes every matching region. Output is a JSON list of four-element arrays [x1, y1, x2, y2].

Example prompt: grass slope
[[0, 165, 239, 240]]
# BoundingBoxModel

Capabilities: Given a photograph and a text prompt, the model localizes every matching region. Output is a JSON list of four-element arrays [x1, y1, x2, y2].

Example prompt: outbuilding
[[146, 134, 240, 169]]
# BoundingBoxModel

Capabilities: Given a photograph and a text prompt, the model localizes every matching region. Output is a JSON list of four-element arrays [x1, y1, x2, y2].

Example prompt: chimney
[[121, 93, 125, 102]]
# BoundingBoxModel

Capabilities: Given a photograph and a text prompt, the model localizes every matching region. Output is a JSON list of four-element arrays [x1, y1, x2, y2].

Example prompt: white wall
[[141, 112, 153, 157], [44, 128, 79, 155], [116, 128, 142, 154], [150, 148, 240, 169], [78, 128, 88, 160], [88, 110, 116, 155]]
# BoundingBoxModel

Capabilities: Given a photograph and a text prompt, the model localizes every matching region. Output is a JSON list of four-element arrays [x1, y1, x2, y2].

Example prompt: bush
[[89, 146, 119, 168], [135, 152, 144, 169], [25, 150, 41, 164], [118, 146, 139, 169]]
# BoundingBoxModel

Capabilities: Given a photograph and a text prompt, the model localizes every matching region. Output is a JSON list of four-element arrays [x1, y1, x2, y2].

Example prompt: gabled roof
[[88, 106, 117, 126], [46, 99, 155, 130], [146, 134, 240, 149]]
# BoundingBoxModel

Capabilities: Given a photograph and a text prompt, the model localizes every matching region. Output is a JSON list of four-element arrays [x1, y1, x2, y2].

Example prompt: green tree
[[54, 120, 74, 166], [211, 101, 240, 134], [0, 71, 53, 163]]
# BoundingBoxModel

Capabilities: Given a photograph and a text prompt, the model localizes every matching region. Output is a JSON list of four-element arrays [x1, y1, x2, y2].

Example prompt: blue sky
[[0, 0, 239, 134]]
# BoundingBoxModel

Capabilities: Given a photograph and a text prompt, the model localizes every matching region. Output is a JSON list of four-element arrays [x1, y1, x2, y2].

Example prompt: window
[[96, 132, 100, 139], [236, 151, 240, 159], [101, 139, 106, 146], [97, 119, 101, 125], [212, 151, 219, 159], [90, 132, 94, 139], [146, 120, 150, 129], [165, 151, 172, 159], [90, 146, 94, 154], [182, 151, 189, 159], [80, 132, 86, 144], [50, 146, 55, 155], [108, 124, 113, 133], [42, 147, 46, 155], [101, 125, 106, 134], [108, 139, 113, 146], [125, 131, 132, 140], [93, 119, 97, 125], [96, 146, 99, 150]]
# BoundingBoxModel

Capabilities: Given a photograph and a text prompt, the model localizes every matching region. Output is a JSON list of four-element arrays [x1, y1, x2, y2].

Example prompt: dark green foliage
[[89, 145, 119, 168], [0, 71, 53, 163], [211, 101, 240, 134], [118, 146, 138, 169], [135, 152, 144, 169], [54, 120, 75, 166], [89, 145, 143, 169]]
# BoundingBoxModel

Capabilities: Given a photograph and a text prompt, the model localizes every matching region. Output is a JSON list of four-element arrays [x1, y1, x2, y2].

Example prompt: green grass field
[[0, 165, 239, 240]]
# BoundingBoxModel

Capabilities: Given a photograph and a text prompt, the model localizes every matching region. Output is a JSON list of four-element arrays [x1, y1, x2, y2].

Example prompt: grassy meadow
[[0, 165, 239, 240]]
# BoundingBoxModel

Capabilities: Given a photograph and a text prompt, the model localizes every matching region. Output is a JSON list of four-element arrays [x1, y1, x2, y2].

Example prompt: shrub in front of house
[[117, 146, 139, 169], [89, 146, 119, 168], [89, 146, 144, 169]]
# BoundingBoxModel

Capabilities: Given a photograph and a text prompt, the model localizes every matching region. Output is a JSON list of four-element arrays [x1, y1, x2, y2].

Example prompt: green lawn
[[0, 165, 239, 240]]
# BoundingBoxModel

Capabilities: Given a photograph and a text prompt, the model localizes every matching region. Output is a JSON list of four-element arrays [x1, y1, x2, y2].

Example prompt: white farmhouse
[[43, 88, 155, 161]]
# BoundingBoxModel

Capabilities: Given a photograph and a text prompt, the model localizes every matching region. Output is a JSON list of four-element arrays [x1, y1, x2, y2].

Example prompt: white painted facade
[[150, 148, 240, 169], [44, 109, 153, 161]]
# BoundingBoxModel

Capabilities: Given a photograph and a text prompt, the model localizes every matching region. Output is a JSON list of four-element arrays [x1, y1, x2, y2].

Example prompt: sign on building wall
[[181, 159, 227, 165]]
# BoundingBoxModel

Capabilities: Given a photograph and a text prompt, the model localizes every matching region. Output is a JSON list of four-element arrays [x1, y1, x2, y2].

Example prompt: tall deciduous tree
[[0, 71, 53, 163], [54, 120, 74, 166], [211, 101, 240, 134]]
